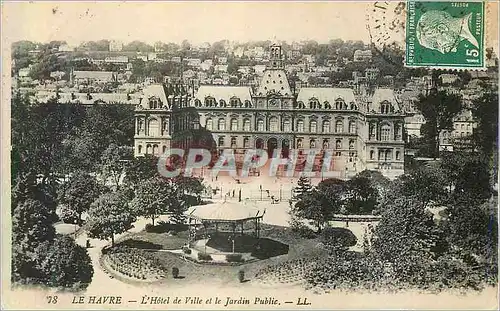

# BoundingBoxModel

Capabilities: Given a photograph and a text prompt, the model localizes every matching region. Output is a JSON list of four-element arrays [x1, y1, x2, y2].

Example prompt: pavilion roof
[[187, 200, 263, 222]]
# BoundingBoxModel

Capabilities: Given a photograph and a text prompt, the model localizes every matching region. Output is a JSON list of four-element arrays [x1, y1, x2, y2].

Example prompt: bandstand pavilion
[[186, 200, 265, 253]]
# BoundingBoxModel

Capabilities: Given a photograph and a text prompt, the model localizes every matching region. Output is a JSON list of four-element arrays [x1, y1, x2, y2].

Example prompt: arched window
[[219, 99, 226, 107], [324, 101, 331, 109], [322, 120, 330, 133], [152, 144, 158, 155], [230, 118, 238, 131], [370, 150, 374, 159], [381, 101, 392, 114], [205, 97, 215, 107], [243, 119, 251, 131], [381, 124, 391, 141], [297, 138, 303, 148], [349, 120, 356, 134], [148, 118, 159, 136], [243, 137, 250, 148], [309, 99, 319, 109], [138, 145, 143, 154], [194, 99, 202, 107], [269, 117, 279, 132], [310, 120, 317, 133], [231, 137, 237, 148], [349, 139, 355, 150], [297, 101, 306, 109], [396, 151, 401, 160], [205, 118, 213, 130], [335, 139, 342, 149], [283, 119, 291, 132], [257, 119, 264, 131], [149, 98, 159, 109], [218, 136, 225, 147], [230, 97, 239, 107], [218, 118, 226, 131], [335, 120, 343, 133], [244, 100, 252, 108], [162, 145, 167, 154], [310, 139, 316, 148], [323, 139, 329, 149], [146, 144, 152, 154], [335, 99, 345, 110], [297, 120, 304, 132]]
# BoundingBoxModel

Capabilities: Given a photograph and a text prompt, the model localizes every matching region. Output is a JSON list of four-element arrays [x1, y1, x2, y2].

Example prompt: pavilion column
[[188, 217, 191, 246]]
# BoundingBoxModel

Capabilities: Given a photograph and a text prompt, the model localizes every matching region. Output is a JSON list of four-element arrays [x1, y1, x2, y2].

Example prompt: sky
[[2, 1, 374, 46]]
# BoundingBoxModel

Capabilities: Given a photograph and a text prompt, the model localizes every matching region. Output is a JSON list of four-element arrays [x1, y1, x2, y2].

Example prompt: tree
[[355, 169, 391, 202], [123, 155, 159, 190], [35, 235, 94, 290], [372, 196, 447, 285], [416, 90, 462, 158], [99, 144, 133, 189], [131, 177, 179, 225], [173, 176, 206, 206], [388, 165, 447, 209], [293, 189, 332, 233], [345, 176, 378, 214], [86, 191, 136, 246], [294, 176, 312, 199], [12, 199, 56, 254], [58, 173, 105, 223], [471, 87, 498, 158]]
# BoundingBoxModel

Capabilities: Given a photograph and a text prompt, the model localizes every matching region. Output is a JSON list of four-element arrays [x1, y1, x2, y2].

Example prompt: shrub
[[197, 252, 212, 261], [145, 224, 154, 232], [226, 253, 244, 263], [182, 247, 192, 254], [172, 267, 179, 279], [320, 227, 357, 251], [238, 270, 245, 283], [290, 220, 317, 239]]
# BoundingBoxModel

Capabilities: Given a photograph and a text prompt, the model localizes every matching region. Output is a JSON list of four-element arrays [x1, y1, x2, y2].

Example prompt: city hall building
[[134, 44, 405, 179]]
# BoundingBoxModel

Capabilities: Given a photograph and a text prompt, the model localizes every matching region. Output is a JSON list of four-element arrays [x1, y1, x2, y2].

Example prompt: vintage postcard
[[1, 1, 499, 310]]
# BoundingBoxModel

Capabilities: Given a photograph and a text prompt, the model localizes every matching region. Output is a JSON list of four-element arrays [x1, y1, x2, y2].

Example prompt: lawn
[[110, 222, 338, 287]]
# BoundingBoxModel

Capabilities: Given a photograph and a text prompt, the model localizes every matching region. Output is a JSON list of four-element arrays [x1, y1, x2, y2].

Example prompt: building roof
[[255, 69, 292, 96], [194, 85, 252, 103], [296, 87, 356, 104], [138, 84, 170, 108], [73, 71, 115, 81], [370, 88, 402, 112], [187, 200, 263, 222]]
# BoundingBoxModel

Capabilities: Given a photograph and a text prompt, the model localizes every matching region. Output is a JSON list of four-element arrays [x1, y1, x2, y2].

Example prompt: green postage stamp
[[405, 1, 485, 69]]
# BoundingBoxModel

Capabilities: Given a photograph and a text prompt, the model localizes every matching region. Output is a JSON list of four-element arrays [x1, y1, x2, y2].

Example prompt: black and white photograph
[[1, 1, 499, 309]]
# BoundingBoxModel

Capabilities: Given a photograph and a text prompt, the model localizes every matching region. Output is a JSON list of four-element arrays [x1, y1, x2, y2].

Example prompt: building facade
[[134, 44, 405, 179]]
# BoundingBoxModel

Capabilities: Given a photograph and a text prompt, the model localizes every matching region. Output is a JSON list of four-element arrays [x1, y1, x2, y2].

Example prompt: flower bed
[[254, 257, 320, 285], [105, 246, 168, 281]]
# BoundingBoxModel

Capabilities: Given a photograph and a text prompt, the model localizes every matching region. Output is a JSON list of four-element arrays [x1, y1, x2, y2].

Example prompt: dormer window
[[194, 99, 202, 107], [380, 101, 392, 114], [296, 101, 306, 109], [324, 101, 331, 109], [335, 98, 345, 110], [244, 100, 252, 108], [309, 98, 319, 109], [230, 97, 240, 108], [205, 97, 216, 107], [219, 99, 226, 107], [149, 98, 161, 109]]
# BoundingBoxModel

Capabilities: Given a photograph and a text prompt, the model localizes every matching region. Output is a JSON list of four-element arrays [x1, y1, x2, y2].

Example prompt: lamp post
[[74, 219, 78, 240]]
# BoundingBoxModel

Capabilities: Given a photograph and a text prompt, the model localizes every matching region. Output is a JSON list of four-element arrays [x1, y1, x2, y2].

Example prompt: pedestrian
[[233, 190, 235, 197]]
